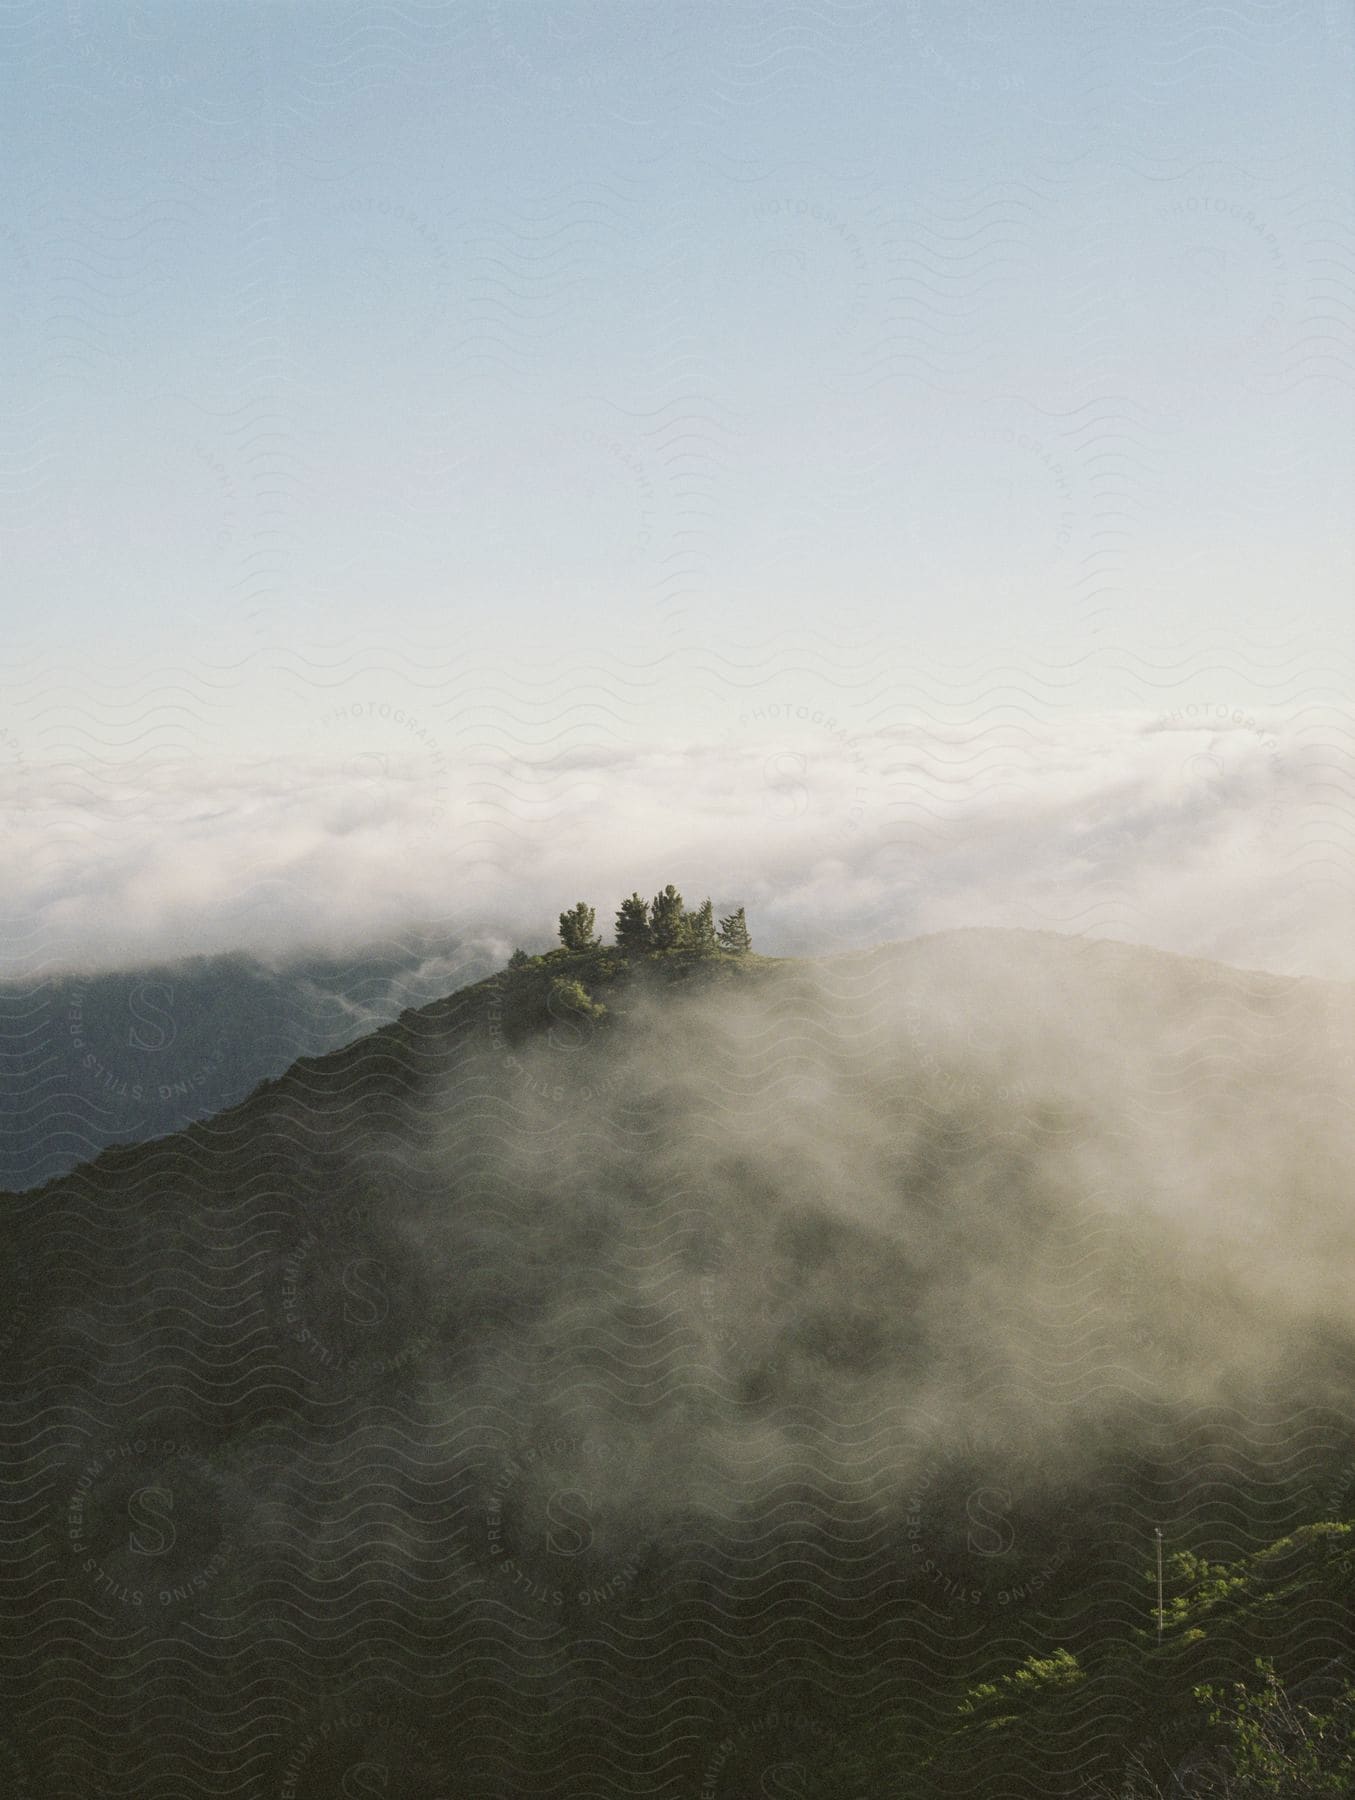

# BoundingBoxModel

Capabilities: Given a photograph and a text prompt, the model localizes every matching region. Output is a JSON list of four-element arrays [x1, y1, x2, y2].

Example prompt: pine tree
[[508, 948, 531, 969], [717, 906, 751, 953], [684, 897, 717, 952], [558, 901, 599, 952], [649, 883, 686, 950], [614, 892, 651, 952]]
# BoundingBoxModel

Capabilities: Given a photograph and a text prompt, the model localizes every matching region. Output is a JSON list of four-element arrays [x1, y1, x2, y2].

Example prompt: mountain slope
[[0, 929, 1351, 1800], [0, 931, 498, 1191]]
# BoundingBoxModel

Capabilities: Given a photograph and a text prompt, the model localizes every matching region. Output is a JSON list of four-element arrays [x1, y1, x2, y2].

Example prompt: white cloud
[[0, 711, 1349, 978]]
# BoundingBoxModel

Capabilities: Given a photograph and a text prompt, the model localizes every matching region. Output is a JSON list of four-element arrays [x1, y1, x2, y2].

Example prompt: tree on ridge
[[649, 884, 685, 950], [558, 901, 599, 952], [614, 892, 652, 952], [717, 906, 751, 953], [684, 897, 717, 952]]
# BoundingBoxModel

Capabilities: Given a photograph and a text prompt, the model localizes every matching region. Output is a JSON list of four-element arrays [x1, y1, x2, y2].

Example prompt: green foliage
[[614, 892, 652, 952], [508, 949, 532, 969], [547, 890, 752, 959], [960, 1648, 1085, 1716], [1111, 1662, 1355, 1797], [1193, 1661, 1355, 1797], [928, 1521, 1355, 1800], [682, 897, 717, 952], [547, 976, 607, 1024], [558, 901, 599, 953], [649, 883, 686, 950], [1163, 1548, 1244, 1622], [717, 905, 751, 953]]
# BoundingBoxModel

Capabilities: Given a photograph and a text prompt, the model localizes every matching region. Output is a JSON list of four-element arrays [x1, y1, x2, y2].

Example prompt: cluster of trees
[[551, 888, 751, 956]]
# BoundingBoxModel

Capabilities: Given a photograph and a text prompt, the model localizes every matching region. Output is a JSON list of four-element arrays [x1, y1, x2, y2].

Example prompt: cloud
[[0, 710, 1347, 978]]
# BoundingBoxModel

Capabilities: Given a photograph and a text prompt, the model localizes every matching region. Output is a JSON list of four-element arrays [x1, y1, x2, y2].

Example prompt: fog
[[2, 707, 1348, 981], [7, 907, 1352, 1795], [282, 928, 1355, 1591]]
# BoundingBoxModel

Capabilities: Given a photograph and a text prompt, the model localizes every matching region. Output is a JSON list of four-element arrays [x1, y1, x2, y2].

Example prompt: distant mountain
[[1, 929, 1351, 1799], [0, 931, 497, 1190]]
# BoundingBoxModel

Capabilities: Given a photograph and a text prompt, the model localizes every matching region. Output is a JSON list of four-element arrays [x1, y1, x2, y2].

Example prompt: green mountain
[[1, 929, 1351, 1798]]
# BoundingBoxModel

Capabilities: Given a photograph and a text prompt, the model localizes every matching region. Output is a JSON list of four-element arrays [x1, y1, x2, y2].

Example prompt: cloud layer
[[1, 708, 1348, 979]]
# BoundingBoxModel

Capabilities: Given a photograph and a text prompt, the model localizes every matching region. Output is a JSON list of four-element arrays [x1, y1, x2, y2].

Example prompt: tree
[[558, 901, 599, 953], [649, 883, 685, 950], [508, 948, 531, 969], [1094, 1663, 1355, 1798], [717, 906, 751, 953], [614, 892, 651, 952], [684, 897, 717, 952], [1202, 1661, 1355, 1798]]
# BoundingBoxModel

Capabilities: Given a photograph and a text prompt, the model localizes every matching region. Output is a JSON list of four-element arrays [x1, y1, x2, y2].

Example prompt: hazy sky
[[1, 3, 1351, 969]]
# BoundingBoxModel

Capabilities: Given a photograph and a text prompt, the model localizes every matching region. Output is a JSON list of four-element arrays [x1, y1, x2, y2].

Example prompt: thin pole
[[1155, 1526, 1164, 1643]]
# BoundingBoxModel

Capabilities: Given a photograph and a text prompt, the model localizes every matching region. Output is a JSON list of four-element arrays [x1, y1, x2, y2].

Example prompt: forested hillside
[[1, 928, 1351, 1798]]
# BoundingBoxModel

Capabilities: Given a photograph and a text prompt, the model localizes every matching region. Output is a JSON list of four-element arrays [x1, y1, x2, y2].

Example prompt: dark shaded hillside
[[894, 1521, 1355, 1797], [0, 932, 496, 1191], [0, 930, 1352, 1799]]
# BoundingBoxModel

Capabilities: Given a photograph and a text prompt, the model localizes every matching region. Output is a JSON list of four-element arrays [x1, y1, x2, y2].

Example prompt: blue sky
[[5, 4, 1349, 666], [1, 3, 1352, 970]]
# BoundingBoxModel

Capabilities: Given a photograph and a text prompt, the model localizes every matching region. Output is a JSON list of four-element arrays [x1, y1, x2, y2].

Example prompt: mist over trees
[[2, 926, 1352, 1798]]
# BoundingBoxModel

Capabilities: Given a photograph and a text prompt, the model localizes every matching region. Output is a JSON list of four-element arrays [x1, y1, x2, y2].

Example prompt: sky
[[0, 2, 1352, 974]]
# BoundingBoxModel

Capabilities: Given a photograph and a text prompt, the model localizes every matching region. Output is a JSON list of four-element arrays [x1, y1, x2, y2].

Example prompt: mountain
[[1, 928, 1352, 1798], [0, 931, 498, 1191]]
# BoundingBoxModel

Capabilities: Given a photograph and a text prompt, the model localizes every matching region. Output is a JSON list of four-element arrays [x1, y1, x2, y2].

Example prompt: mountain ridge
[[9, 925, 1342, 1205]]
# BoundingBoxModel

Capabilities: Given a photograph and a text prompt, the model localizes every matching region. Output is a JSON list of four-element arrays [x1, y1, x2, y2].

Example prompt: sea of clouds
[[0, 708, 1347, 980]]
